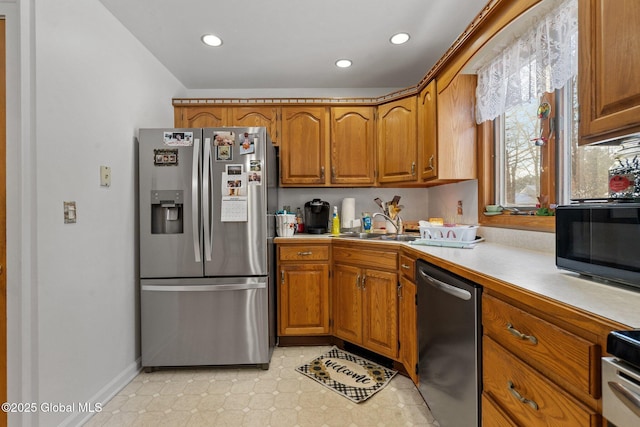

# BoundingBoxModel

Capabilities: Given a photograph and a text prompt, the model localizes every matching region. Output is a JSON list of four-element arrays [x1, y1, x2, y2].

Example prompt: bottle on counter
[[331, 206, 341, 235], [295, 207, 304, 233], [362, 212, 372, 233]]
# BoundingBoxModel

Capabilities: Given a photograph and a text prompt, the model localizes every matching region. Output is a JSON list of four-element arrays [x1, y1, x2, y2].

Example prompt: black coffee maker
[[304, 199, 330, 234]]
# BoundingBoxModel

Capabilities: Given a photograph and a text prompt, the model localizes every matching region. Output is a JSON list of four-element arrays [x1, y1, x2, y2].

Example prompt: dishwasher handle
[[418, 268, 472, 301]]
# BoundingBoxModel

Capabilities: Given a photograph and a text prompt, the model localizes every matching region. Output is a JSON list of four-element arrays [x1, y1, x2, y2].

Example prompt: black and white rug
[[296, 346, 397, 403]]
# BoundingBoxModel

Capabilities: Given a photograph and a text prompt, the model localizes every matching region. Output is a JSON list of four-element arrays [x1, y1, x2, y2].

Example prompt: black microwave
[[556, 203, 640, 289]]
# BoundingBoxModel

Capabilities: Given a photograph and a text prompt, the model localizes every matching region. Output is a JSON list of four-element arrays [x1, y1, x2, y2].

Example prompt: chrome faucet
[[372, 212, 403, 234]]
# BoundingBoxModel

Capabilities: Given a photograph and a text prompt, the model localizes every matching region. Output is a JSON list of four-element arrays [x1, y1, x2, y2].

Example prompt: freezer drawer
[[141, 277, 272, 368]]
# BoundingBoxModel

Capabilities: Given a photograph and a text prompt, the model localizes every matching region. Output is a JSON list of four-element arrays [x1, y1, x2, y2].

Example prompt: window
[[495, 94, 555, 209], [495, 77, 619, 211]]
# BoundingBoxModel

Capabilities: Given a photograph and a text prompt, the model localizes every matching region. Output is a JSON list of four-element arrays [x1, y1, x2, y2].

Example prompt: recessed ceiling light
[[201, 34, 223, 47], [335, 59, 352, 68], [390, 32, 410, 45]]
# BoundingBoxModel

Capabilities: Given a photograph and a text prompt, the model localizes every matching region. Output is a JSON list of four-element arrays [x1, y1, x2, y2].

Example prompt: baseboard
[[59, 357, 142, 427]]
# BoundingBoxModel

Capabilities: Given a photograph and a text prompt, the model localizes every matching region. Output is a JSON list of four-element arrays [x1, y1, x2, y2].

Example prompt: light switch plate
[[100, 165, 111, 187], [64, 201, 77, 224]]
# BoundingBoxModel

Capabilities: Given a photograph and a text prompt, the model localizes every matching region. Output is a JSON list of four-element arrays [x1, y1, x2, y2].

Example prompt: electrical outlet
[[100, 165, 111, 187], [64, 201, 77, 224]]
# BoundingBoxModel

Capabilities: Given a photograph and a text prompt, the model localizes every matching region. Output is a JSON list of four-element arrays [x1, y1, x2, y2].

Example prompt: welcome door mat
[[296, 346, 397, 403]]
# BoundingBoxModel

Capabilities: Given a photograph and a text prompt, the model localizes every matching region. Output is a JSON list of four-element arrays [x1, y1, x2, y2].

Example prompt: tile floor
[[84, 345, 438, 426]]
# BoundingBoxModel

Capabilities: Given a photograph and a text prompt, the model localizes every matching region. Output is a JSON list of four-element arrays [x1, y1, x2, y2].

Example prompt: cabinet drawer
[[399, 254, 415, 281], [482, 394, 518, 427], [482, 294, 599, 397], [483, 337, 599, 427], [279, 245, 329, 261], [333, 246, 397, 270]]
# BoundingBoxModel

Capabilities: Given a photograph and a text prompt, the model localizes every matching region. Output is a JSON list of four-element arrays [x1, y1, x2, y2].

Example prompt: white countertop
[[406, 241, 640, 328], [276, 233, 640, 328]]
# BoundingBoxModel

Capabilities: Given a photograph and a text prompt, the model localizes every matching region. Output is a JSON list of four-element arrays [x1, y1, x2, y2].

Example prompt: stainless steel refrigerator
[[138, 127, 277, 369]]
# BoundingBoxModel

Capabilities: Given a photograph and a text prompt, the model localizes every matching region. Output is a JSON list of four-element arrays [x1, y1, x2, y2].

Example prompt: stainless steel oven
[[603, 330, 640, 427]]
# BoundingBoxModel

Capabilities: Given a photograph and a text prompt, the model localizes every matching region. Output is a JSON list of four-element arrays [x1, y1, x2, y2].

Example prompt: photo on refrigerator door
[[163, 131, 193, 146]]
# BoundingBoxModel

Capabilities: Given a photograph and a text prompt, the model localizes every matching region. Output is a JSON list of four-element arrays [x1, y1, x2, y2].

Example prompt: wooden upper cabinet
[[579, 0, 640, 144], [330, 106, 376, 186], [435, 74, 477, 181], [280, 106, 329, 185], [377, 97, 418, 183], [174, 106, 228, 128], [418, 80, 438, 180], [229, 106, 280, 145]]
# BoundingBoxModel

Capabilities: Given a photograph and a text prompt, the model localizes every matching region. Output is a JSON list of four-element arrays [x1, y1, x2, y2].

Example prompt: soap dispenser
[[331, 206, 341, 235]]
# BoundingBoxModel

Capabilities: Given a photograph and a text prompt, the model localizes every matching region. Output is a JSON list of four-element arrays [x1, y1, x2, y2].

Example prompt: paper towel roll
[[341, 198, 356, 229]]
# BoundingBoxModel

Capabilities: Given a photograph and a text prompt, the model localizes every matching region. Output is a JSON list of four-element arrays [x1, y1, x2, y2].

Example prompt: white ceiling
[[98, 0, 489, 91]]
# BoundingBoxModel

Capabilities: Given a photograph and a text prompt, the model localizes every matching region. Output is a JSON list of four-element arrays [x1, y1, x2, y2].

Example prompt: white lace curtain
[[475, 0, 578, 124]]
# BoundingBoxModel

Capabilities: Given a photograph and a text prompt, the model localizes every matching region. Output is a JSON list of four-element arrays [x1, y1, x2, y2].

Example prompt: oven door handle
[[608, 381, 640, 418]]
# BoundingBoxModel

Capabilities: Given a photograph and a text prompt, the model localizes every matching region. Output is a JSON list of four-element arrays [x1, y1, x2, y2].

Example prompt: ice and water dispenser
[[151, 190, 184, 234]]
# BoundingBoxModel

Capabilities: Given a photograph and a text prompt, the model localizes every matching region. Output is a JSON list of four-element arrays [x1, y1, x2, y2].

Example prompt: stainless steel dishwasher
[[416, 260, 482, 427]]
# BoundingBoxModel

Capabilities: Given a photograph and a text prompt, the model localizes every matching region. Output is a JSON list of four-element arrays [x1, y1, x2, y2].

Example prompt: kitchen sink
[[336, 232, 386, 239], [335, 232, 417, 242], [378, 234, 418, 242]]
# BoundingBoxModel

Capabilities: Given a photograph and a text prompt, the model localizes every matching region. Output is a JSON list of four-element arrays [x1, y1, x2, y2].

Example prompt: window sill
[[479, 213, 555, 233]]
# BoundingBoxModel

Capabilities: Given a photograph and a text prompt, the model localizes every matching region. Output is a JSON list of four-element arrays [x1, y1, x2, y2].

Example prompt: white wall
[[7, 0, 185, 425], [426, 180, 479, 225], [278, 187, 429, 228]]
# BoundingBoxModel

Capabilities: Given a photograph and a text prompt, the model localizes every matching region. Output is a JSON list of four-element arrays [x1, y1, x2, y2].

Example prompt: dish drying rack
[[418, 224, 479, 242]]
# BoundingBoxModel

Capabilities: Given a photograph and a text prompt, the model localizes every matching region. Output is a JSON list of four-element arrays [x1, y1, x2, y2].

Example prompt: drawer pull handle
[[507, 381, 539, 411], [506, 323, 538, 345], [401, 263, 411, 270], [297, 251, 313, 256]]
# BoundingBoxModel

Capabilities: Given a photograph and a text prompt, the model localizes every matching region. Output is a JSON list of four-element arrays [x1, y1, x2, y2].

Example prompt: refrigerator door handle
[[142, 282, 267, 292], [192, 137, 202, 263], [203, 138, 213, 261]]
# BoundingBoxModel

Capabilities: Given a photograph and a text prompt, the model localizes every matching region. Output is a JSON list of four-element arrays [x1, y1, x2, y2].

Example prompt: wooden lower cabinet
[[332, 245, 399, 359], [399, 252, 418, 383], [277, 244, 330, 336], [483, 337, 599, 426], [399, 276, 417, 383], [482, 292, 607, 427]]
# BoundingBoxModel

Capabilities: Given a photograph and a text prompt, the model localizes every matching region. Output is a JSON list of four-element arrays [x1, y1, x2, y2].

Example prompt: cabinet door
[[230, 106, 280, 145], [280, 107, 329, 185], [332, 263, 363, 343], [436, 75, 477, 180], [579, 0, 640, 144], [399, 276, 418, 384], [330, 106, 376, 185], [279, 263, 330, 335], [362, 268, 398, 358], [418, 80, 438, 180], [174, 106, 228, 128], [377, 97, 418, 183]]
